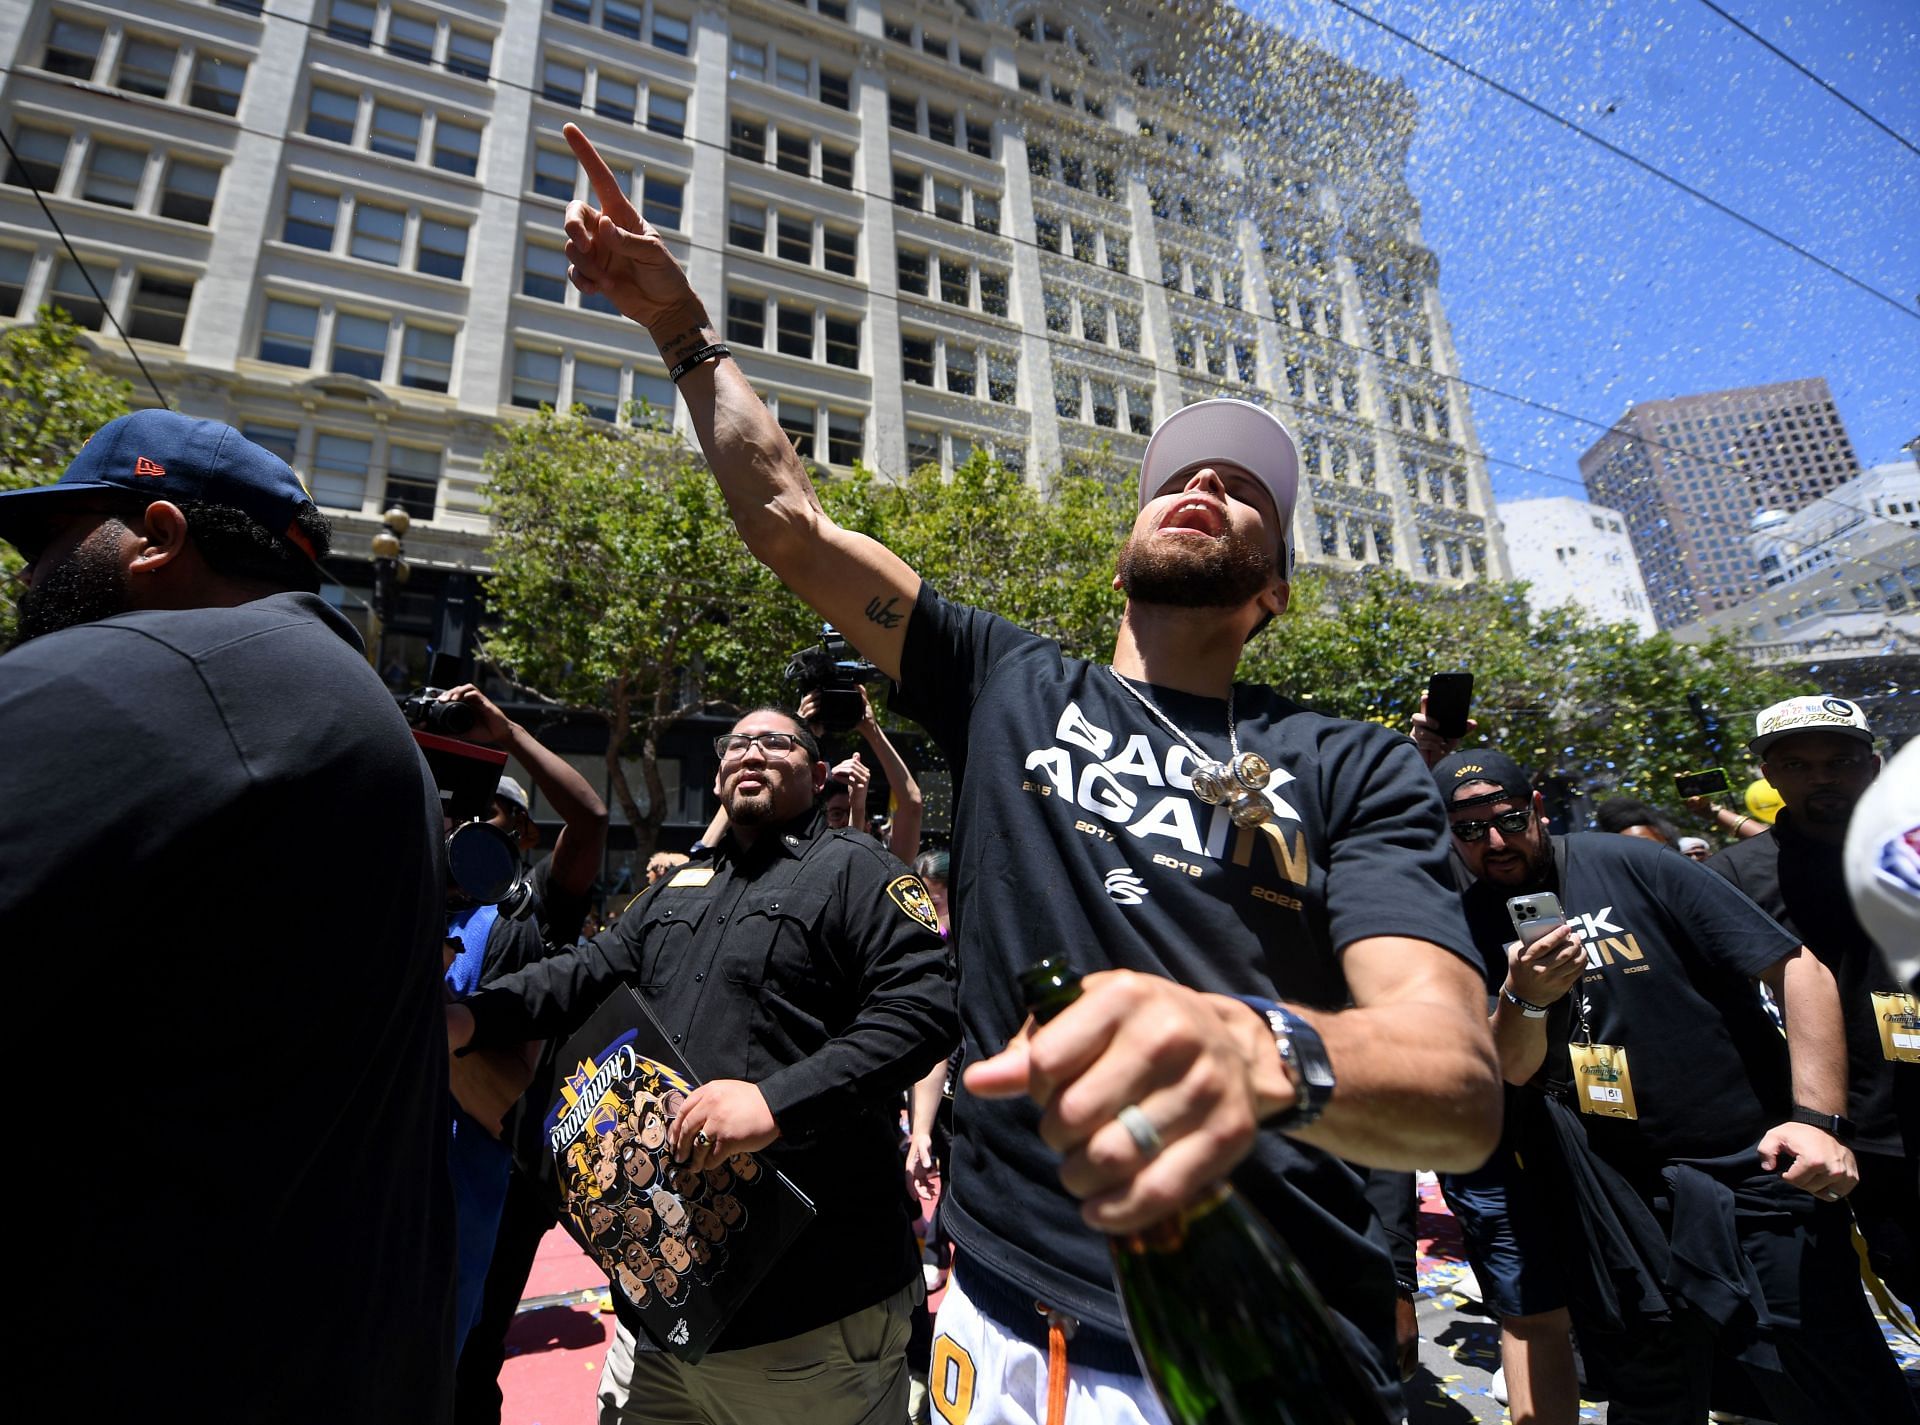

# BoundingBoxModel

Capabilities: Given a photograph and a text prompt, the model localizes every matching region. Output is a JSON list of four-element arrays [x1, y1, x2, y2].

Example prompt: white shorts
[[926, 1272, 1169, 1425]]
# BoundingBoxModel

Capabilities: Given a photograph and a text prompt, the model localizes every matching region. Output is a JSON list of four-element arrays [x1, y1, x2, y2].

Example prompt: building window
[[49, 258, 109, 329], [892, 166, 921, 207], [730, 38, 765, 82], [651, 12, 691, 55], [642, 175, 683, 229], [725, 293, 765, 347], [543, 57, 585, 106], [819, 70, 850, 111], [42, 19, 103, 79], [522, 243, 569, 301], [116, 38, 175, 98], [572, 357, 620, 420], [307, 88, 358, 144], [5, 126, 66, 191], [827, 412, 862, 466], [939, 258, 969, 306], [824, 316, 859, 369], [259, 298, 318, 367], [823, 227, 856, 277], [242, 423, 298, 467], [1035, 214, 1060, 253], [284, 189, 338, 250], [0, 248, 27, 315], [601, 1, 642, 38], [778, 404, 815, 460], [433, 119, 481, 175], [331, 311, 388, 379], [650, 91, 687, 138], [776, 214, 811, 265], [821, 145, 853, 189], [897, 250, 928, 296], [1126, 387, 1152, 435], [327, 1, 377, 46], [901, 335, 933, 385], [382, 442, 440, 520], [596, 74, 638, 124], [189, 53, 246, 115], [907, 426, 939, 468], [447, 29, 493, 80], [728, 202, 765, 251], [511, 347, 561, 408], [369, 102, 421, 160], [776, 305, 812, 358], [966, 119, 992, 158], [128, 273, 192, 344], [1053, 369, 1081, 420], [933, 179, 963, 223], [351, 202, 406, 266], [988, 352, 1018, 405], [946, 344, 975, 396], [1116, 307, 1140, 353], [386, 11, 436, 64], [1081, 298, 1108, 345], [311, 433, 373, 510], [83, 143, 144, 209], [400, 323, 454, 392], [980, 270, 1007, 318], [973, 193, 1000, 234], [534, 147, 575, 200], [775, 53, 809, 95]]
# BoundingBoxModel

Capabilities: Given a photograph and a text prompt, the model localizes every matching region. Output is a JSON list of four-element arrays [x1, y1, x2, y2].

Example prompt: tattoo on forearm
[[864, 595, 905, 629], [655, 326, 713, 362]]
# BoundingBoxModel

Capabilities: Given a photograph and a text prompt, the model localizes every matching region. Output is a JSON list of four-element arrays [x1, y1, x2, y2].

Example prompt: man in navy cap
[[0, 410, 456, 1421]]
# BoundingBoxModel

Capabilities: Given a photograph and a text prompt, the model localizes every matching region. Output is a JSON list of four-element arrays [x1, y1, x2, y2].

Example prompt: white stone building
[[1495, 495, 1656, 636], [0, 0, 1506, 669]]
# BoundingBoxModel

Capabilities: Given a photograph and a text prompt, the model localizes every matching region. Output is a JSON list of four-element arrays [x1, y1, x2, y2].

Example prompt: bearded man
[[551, 122, 1499, 1424]]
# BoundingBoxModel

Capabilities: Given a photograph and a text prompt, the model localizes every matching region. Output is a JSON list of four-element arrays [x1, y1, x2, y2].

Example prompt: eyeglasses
[[714, 731, 806, 759], [1450, 808, 1533, 842]]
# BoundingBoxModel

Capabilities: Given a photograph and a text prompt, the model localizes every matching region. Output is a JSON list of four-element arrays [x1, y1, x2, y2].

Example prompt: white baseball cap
[[1750, 695, 1873, 758], [494, 775, 531, 815], [1138, 398, 1299, 575]]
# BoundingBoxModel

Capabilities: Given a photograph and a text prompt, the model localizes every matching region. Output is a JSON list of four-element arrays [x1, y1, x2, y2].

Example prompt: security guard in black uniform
[[449, 706, 956, 1425]]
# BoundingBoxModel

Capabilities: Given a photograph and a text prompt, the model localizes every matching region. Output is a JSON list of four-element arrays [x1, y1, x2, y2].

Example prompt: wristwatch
[[1502, 987, 1550, 1019], [1789, 1105, 1856, 1143], [1263, 1005, 1336, 1130]]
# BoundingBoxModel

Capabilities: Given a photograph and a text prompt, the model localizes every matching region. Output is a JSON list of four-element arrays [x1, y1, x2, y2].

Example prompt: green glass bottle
[[1017, 957, 1388, 1425]]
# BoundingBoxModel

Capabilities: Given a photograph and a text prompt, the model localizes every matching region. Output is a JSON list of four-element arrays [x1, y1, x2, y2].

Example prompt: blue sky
[[1244, 0, 1920, 502]]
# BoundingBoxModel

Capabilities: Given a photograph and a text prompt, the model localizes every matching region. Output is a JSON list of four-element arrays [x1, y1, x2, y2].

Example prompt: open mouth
[[1159, 498, 1225, 538]]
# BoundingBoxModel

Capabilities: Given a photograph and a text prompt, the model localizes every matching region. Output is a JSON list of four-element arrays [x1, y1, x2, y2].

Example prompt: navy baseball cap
[[1432, 749, 1536, 809], [0, 409, 320, 565]]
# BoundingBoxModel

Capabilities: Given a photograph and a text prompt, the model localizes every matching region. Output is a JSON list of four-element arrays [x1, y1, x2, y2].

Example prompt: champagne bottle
[[1017, 958, 1388, 1425]]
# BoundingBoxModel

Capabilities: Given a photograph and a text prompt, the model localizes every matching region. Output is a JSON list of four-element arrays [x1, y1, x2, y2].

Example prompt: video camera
[[784, 624, 880, 733], [404, 668, 535, 918]]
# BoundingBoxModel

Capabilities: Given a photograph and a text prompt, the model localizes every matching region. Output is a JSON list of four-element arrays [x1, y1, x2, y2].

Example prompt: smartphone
[[1506, 892, 1566, 947], [1674, 767, 1730, 799], [1427, 672, 1475, 739]]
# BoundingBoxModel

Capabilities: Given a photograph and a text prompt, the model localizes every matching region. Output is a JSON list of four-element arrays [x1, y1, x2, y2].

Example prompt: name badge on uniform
[[668, 867, 714, 888], [1568, 1042, 1639, 1120], [1870, 991, 1920, 1064]]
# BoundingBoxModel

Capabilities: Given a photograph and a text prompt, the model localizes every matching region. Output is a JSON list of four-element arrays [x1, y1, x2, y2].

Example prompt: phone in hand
[[1506, 891, 1566, 948], [1674, 767, 1730, 799], [1426, 672, 1475, 739]]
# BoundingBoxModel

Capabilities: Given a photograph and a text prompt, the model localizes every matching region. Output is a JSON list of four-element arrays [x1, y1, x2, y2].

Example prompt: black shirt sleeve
[[890, 581, 1046, 759], [1320, 725, 1481, 969], [464, 917, 645, 1049], [529, 853, 594, 945], [1647, 846, 1801, 980], [755, 841, 959, 1139]]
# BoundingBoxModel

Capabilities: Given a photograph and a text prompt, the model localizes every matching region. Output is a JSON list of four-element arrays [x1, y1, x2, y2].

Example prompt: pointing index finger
[[563, 122, 641, 228]]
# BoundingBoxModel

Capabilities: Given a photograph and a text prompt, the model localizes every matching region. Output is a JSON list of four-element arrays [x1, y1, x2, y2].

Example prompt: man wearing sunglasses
[[1432, 749, 1914, 1425], [448, 707, 956, 1423]]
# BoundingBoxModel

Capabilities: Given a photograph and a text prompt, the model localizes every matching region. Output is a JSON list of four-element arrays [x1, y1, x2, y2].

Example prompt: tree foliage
[[0, 307, 134, 637], [480, 407, 824, 857]]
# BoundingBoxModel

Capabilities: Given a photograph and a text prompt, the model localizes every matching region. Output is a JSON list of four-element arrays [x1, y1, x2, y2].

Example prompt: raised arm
[[560, 124, 919, 678], [854, 687, 924, 861]]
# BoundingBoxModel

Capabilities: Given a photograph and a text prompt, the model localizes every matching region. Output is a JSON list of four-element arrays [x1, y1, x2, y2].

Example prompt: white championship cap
[[1137, 398, 1299, 575], [1750, 695, 1872, 759]]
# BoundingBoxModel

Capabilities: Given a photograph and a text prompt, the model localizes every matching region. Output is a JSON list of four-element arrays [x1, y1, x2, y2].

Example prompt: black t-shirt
[[0, 594, 453, 1420], [891, 583, 1479, 1375], [1709, 817, 1917, 1159], [1459, 832, 1800, 1168]]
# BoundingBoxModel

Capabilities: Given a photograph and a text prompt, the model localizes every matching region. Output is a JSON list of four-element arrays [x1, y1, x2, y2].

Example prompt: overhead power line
[[1316, 0, 1920, 323], [1693, 0, 1920, 160]]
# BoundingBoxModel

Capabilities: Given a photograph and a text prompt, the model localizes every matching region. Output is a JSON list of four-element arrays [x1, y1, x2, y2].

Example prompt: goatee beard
[[1115, 527, 1275, 610], [10, 528, 133, 648]]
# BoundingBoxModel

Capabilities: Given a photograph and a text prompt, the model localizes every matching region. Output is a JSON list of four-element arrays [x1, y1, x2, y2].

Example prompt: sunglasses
[[1450, 808, 1533, 842], [714, 731, 808, 758]]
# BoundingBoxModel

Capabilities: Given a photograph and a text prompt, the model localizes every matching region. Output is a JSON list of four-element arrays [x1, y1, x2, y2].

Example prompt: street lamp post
[[368, 505, 412, 679]]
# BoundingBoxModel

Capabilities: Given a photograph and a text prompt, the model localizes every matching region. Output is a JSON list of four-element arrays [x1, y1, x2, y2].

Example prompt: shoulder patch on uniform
[[668, 867, 715, 888], [887, 874, 940, 933]]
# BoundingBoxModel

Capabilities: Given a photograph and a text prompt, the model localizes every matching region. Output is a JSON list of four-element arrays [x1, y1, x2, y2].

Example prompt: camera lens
[[429, 700, 477, 735]]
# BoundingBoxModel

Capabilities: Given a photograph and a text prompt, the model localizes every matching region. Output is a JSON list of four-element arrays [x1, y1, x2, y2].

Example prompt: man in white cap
[[1709, 696, 1917, 1310], [550, 124, 1499, 1421]]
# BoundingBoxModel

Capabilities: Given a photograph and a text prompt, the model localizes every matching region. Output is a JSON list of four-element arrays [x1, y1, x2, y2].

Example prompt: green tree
[[480, 407, 823, 860], [1238, 567, 1811, 822], [0, 307, 134, 637]]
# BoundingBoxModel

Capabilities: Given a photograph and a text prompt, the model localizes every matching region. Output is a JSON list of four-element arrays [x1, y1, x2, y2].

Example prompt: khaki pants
[[598, 1279, 922, 1425]]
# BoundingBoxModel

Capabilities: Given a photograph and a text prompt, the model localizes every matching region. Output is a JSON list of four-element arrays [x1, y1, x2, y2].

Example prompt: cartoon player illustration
[[713, 1193, 745, 1229], [613, 1263, 650, 1305], [654, 1264, 684, 1304], [687, 1237, 713, 1269], [658, 1234, 692, 1275], [667, 1163, 707, 1200], [619, 1202, 655, 1241], [620, 1135, 656, 1191], [650, 1186, 689, 1236], [703, 1163, 734, 1195], [690, 1205, 727, 1244], [726, 1151, 760, 1183], [591, 1130, 623, 1196], [585, 1201, 620, 1246]]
